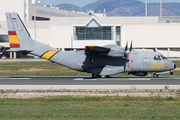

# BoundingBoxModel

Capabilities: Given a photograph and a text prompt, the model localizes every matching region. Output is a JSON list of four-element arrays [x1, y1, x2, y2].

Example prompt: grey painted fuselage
[[36, 50, 175, 76]]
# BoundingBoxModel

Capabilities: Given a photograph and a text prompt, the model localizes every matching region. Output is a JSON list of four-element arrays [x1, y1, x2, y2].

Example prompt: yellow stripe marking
[[42, 50, 59, 60], [8, 35, 19, 44]]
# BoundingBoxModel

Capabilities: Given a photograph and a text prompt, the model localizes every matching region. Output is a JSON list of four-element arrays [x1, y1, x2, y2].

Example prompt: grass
[[0, 96, 179, 120], [0, 61, 91, 77], [0, 61, 179, 77]]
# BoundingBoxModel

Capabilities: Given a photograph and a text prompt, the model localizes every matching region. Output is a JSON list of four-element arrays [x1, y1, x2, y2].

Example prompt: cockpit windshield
[[154, 55, 166, 60], [161, 55, 166, 59]]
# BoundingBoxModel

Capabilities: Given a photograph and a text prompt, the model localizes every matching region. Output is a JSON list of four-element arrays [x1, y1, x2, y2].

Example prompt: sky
[[40, 0, 180, 7]]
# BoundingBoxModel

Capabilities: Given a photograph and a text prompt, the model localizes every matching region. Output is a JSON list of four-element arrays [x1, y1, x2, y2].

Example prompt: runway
[[0, 76, 180, 90], [0, 76, 180, 85]]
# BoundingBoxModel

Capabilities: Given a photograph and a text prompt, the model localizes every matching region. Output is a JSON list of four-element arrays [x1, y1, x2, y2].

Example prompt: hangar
[[0, 0, 180, 58]]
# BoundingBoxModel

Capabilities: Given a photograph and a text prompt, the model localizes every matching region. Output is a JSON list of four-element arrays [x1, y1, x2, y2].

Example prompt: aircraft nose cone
[[174, 64, 176, 69]]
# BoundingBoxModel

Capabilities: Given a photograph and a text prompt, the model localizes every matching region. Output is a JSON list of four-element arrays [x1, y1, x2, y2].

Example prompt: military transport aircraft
[[6, 12, 176, 78]]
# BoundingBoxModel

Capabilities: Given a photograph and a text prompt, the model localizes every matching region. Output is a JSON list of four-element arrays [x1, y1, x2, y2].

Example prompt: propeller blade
[[130, 41, 132, 51], [124, 60, 126, 72], [125, 42, 128, 51]]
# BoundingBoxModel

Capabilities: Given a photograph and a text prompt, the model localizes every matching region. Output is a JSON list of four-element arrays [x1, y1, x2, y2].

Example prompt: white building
[[0, 0, 180, 58]]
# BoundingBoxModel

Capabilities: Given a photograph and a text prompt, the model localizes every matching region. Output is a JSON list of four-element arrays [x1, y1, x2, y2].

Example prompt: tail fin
[[6, 12, 34, 51], [6, 12, 55, 52]]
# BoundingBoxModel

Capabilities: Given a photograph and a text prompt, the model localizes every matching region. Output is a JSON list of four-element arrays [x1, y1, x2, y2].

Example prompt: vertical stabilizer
[[6, 12, 33, 51], [6, 12, 55, 52]]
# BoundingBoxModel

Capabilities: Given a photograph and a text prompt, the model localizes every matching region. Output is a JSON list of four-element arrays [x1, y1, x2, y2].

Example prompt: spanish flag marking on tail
[[41, 50, 59, 60], [8, 31, 20, 48]]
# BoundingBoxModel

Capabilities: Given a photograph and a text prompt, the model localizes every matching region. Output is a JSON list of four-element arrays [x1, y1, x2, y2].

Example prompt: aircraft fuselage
[[40, 50, 175, 76]]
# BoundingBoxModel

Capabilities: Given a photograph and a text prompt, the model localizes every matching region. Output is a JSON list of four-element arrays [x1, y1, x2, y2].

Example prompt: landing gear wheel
[[106, 75, 110, 78], [92, 74, 99, 78], [100, 75, 110, 78], [153, 73, 159, 78], [170, 72, 173, 75], [92, 74, 110, 78]]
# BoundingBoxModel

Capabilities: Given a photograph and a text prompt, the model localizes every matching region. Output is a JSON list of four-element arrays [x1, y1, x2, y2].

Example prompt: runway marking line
[[73, 78, 97, 81], [9, 78, 31, 80], [73, 78, 151, 81], [129, 78, 151, 81]]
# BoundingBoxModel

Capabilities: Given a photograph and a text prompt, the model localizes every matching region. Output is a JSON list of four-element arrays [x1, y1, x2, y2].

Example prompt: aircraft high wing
[[85, 42, 132, 57], [5, 12, 176, 78]]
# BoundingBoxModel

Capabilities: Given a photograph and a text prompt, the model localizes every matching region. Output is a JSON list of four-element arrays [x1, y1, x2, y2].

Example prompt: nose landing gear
[[153, 73, 159, 78], [153, 70, 174, 78]]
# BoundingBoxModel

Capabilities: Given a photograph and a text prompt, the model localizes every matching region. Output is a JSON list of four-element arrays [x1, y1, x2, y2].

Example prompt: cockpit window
[[154, 55, 167, 60], [161, 55, 166, 59], [154, 55, 161, 60]]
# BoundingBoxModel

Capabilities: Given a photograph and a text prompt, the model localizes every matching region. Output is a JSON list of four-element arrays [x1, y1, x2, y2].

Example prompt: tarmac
[[0, 76, 179, 90]]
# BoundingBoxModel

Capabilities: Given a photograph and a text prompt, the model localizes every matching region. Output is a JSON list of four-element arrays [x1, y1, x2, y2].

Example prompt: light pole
[[34, 0, 37, 41], [145, 0, 147, 17], [73, 0, 75, 11], [160, 0, 162, 17]]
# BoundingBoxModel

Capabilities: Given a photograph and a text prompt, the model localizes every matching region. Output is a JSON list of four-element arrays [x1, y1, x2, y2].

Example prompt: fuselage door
[[143, 58, 151, 70]]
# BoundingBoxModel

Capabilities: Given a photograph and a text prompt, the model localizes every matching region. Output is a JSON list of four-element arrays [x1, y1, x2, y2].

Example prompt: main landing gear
[[92, 74, 110, 78]]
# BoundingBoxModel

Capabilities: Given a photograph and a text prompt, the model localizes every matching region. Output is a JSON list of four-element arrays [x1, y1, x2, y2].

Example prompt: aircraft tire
[[100, 75, 105, 78], [100, 75, 110, 78], [106, 75, 110, 78], [92, 74, 100, 78], [153, 73, 159, 78], [92, 74, 110, 78]]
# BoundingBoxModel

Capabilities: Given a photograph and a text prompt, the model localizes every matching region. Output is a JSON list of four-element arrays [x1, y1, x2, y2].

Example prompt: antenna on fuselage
[[153, 48, 156, 52]]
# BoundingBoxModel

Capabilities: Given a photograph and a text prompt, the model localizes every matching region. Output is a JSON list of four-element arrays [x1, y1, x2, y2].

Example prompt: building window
[[116, 26, 121, 47], [74, 26, 114, 40], [0, 35, 9, 42], [32, 16, 50, 21]]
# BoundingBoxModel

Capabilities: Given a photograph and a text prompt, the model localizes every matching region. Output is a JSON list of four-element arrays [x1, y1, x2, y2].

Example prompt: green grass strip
[[0, 96, 180, 119]]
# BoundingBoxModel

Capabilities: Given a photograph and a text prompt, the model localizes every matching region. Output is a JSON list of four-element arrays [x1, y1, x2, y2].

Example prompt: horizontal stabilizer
[[6, 49, 33, 52]]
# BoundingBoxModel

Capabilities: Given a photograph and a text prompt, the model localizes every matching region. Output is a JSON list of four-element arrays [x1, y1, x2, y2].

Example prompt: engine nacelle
[[106, 48, 125, 57], [128, 72, 148, 76]]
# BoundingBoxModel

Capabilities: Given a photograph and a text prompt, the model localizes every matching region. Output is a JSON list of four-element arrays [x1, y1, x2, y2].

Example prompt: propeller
[[124, 41, 132, 72], [124, 41, 132, 56], [125, 42, 128, 52], [124, 42, 128, 58]]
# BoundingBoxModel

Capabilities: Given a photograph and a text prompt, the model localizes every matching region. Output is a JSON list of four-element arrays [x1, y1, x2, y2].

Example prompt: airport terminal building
[[0, 0, 180, 58]]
